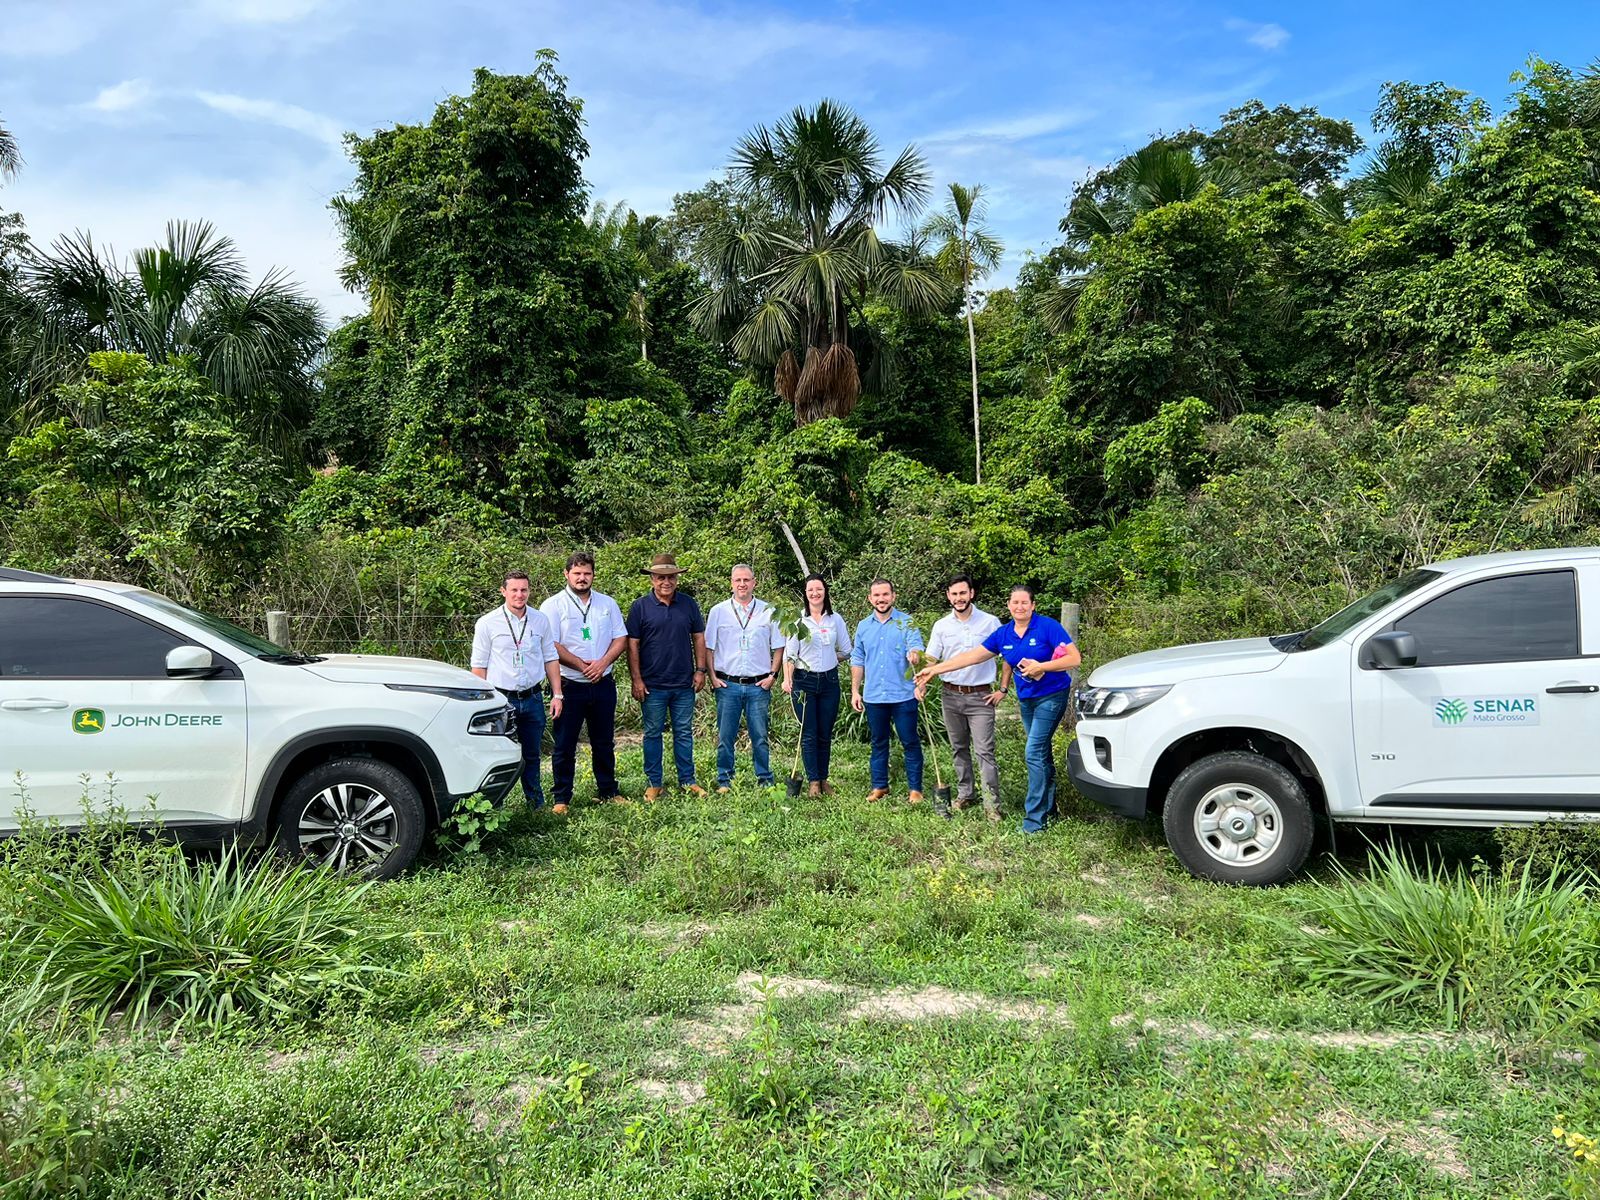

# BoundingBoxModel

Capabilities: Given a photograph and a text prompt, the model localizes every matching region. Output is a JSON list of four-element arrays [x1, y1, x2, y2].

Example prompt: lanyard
[[733, 599, 756, 631], [503, 606, 528, 646], [565, 589, 592, 629]]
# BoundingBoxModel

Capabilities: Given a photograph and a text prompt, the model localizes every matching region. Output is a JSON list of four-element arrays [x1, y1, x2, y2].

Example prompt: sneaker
[[866, 788, 889, 802], [551, 803, 569, 815], [907, 790, 924, 805], [682, 784, 707, 797], [643, 786, 664, 802]]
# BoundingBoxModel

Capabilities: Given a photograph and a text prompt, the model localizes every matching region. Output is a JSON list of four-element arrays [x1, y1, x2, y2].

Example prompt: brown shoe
[[643, 786, 664, 802], [985, 807, 1002, 823], [609, 794, 631, 806], [683, 784, 707, 797], [819, 781, 836, 796], [551, 803, 569, 815], [908, 790, 924, 805], [951, 796, 972, 812], [808, 782, 823, 797], [866, 788, 889, 802], [715, 785, 732, 795]]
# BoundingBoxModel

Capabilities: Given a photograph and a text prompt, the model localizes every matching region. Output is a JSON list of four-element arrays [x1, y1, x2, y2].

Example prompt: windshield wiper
[[1268, 631, 1306, 652], [257, 652, 326, 665]]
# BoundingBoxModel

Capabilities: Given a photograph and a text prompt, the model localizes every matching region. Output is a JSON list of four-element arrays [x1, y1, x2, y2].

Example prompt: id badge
[[512, 650, 524, 669], [819, 628, 833, 646], [581, 626, 593, 642], [740, 630, 754, 652]]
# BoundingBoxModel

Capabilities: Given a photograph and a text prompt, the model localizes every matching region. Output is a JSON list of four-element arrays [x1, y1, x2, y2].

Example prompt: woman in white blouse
[[781, 573, 852, 796]]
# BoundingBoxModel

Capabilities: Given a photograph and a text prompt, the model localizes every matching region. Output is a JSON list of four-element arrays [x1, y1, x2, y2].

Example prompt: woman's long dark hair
[[800, 573, 834, 616]]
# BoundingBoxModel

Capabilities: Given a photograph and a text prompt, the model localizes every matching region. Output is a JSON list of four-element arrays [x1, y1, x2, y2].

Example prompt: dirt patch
[[677, 972, 848, 1053], [262, 1049, 318, 1072], [636, 1077, 707, 1106], [1318, 1106, 1470, 1180], [467, 1076, 561, 1134], [845, 985, 1064, 1025], [1022, 963, 1054, 980], [1072, 913, 1119, 929], [638, 919, 720, 944]]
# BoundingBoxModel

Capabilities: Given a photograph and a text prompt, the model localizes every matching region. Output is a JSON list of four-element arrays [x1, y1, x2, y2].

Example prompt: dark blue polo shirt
[[625, 591, 705, 688]]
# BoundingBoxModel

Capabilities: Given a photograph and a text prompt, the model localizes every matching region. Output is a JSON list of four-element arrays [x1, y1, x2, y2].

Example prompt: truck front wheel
[[1162, 751, 1313, 885], [275, 758, 425, 880]]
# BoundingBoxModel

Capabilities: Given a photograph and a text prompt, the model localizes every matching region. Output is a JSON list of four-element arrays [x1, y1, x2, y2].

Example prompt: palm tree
[[922, 183, 1003, 483], [1062, 144, 1247, 245], [0, 115, 20, 181], [588, 200, 675, 362], [1351, 144, 1437, 213], [693, 100, 948, 424], [0, 220, 322, 439]]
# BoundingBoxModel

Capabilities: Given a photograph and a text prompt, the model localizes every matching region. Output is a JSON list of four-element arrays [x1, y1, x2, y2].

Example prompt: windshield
[[125, 590, 289, 658], [1288, 569, 1442, 652]]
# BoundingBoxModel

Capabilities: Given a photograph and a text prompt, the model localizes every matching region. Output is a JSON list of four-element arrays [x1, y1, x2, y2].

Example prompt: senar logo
[[1434, 698, 1468, 725], [72, 708, 107, 735], [1432, 695, 1540, 727]]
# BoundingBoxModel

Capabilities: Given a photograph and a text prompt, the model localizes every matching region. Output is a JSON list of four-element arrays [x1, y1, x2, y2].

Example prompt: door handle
[[0, 698, 69, 710], [1545, 684, 1600, 695]]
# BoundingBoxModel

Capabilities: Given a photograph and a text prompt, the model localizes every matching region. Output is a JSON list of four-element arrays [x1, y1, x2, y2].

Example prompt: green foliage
[[707, 979, 812, 1122], [437, 792, 513, 857], [1496, 820, 1600, 884], [1293, 846, 1600, 1037], [3, 352, 298, 596], [1, 842, 388, 1030], [0, 1036, 115, 1200], [1102, 395, 1213, 500]]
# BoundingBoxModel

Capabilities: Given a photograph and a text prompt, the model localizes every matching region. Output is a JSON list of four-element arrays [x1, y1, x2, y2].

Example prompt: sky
[[3, 0, 1597, 324]]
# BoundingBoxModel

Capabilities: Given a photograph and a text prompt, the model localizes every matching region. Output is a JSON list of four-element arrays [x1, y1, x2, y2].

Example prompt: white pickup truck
[[1068, 548, 1600, 884], [0, 568, 524, 877]]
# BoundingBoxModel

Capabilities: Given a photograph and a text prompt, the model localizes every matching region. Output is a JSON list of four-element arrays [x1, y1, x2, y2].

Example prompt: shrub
[[1497, 820, 1600, 884], [0, 1035, 115, 1200], [1293, 846, 1600, 1037], [2, 846, 390, 1029]]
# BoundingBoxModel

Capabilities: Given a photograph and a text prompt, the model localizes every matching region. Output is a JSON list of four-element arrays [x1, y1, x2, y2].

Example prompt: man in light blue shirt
[[849, 578, 925, 803]]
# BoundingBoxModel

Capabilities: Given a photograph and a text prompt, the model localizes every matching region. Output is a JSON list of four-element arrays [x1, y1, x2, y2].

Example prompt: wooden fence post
[[266, 610, 291, 648], [1060, 601, 1080, 641]]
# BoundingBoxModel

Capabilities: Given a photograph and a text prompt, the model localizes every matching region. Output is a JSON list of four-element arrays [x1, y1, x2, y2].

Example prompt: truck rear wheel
[[275, 758, 425, 880], [1162, 751, 1313, 885]]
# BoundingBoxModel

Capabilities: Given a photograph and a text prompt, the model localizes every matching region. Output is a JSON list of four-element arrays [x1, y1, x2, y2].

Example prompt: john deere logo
[[72, 708, 106, 735], [1435, 698, 1468, 725]]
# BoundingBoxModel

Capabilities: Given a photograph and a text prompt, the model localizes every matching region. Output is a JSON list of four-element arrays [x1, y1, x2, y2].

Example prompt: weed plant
[[1293, 845, 1600, 1038]]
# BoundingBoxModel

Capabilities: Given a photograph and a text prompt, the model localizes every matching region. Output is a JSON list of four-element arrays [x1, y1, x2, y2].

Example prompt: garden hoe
[[916, 688, 953, 818], [786, 690, 809, 799]]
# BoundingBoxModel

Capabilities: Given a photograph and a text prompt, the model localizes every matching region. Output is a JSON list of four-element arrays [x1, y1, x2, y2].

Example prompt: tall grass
[[2, 846, 389, 1029], [1293, 845, 1600, 1037]]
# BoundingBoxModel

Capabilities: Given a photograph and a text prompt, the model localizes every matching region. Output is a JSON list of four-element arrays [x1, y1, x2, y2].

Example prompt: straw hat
[[642, 553, 685, 576]]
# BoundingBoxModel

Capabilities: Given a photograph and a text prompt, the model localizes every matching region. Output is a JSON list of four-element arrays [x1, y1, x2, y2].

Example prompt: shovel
[[786, 689, 809, 798], [916, 688, 952, 818]]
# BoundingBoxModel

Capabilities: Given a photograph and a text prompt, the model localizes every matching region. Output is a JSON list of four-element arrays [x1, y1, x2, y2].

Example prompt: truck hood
[[299, 654, 490, 689], [1087, 637, 1287, 687]]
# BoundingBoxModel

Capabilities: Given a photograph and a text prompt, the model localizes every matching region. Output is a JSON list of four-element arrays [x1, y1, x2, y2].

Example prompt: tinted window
[[0, 597, 186, 678], [1393, 570, 1579, 667]]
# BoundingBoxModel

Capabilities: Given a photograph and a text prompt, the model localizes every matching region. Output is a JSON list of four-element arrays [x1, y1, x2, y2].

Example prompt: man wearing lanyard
[[625, 554, 708, 801], [471, 570, 563, 810], [919, 574, 1007, 821], [849, 578, 926, 804], [539, 551, 629, 812], [704, 564, 785, 792]]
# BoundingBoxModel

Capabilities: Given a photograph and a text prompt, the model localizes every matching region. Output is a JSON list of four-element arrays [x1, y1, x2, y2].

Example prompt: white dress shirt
[[471, 605, 558, 691], [927, 606, 1002, 687], [538, 589, 626, 683], [785, 612, 852, 671], [704, 596, 784, 677]]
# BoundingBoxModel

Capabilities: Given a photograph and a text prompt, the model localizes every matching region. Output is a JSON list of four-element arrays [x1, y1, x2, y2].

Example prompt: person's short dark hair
[[946, 573, 977, 594], [566, 551, 595, 571], [799, 573, 833, 615], [868, 577, 895, 592], [504, 569, 532, 585], [1009, 583, 1036, 602]]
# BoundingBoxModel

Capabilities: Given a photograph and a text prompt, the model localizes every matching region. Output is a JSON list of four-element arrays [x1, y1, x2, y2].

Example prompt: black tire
[[274, 757, 426, 880], [1162, 751, 1314, 885]]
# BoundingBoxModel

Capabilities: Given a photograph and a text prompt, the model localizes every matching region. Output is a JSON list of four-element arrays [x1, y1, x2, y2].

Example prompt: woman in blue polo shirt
[[916, 585, 1081, 832]]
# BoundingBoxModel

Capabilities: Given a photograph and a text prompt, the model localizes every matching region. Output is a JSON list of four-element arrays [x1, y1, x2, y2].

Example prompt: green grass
[[3, 734, 1598, 1199]]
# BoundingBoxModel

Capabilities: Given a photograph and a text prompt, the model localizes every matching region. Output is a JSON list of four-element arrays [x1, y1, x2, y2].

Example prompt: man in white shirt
[[920, 574, 1007, 820], [471, 569, 563, 811], [538, 551, 629, 812], [703, 564, 785, 792]]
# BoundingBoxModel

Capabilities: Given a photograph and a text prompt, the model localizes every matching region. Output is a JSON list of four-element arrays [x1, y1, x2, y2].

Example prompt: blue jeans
[[715, 681, 774, 786], [790, 669, 840, 783], [865, 699, 923, 792], [1018, 690, 1071, 832], [509, 692, 546, 808], [640, 686, 697, 787]]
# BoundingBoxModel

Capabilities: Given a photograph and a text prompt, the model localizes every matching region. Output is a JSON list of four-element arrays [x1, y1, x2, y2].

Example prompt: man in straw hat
[[625, 554, 708, 800]]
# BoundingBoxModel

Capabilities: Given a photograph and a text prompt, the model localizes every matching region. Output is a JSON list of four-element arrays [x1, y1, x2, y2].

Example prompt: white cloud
[[195, 92, 346, 153], [189, 0, 331, 23], [923, 109, 1096, 145], [89, 79, 155, 113], [1226, 18, 1290, 51]]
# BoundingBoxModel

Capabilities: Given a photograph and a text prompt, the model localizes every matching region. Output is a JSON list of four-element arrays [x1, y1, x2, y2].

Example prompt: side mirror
[[1365, 630, 1419, 670], [166, 645, 218, 678]]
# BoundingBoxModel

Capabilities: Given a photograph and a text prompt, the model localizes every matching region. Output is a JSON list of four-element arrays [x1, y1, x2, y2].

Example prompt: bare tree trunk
[[966, 302, 982, 485], [779, 521, 810, 576]]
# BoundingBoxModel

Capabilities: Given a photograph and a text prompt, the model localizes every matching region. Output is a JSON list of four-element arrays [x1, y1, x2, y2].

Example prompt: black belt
[[793, 667, 835, 678], [497, 686, 540, 701], [717, 673, 770, 685]]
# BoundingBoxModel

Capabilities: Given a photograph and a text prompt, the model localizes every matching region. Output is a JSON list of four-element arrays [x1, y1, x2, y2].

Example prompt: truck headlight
[[468, 706, 517, 737], [1075, 685, 1172, 719], [388, 683, 497, 701]]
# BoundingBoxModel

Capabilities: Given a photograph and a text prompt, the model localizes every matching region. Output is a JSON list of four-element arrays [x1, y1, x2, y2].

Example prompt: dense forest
[[3, 54, 1599, 659]]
